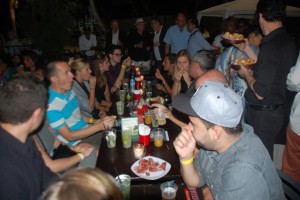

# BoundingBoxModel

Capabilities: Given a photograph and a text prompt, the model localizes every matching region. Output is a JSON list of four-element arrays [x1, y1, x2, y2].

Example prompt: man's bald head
[[195, 70, 227, 89]]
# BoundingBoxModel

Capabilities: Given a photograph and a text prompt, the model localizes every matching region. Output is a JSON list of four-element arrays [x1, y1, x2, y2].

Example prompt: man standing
[[46, 61, 115, 148], [79, 28, 97, 63], [105, 19, 127, 54], [164, 12, 190, 55], [187, 18, 211, 58], [0, 75, 57, 200], [127, 18, 152, 71], [150, 17, 167, 71], [173, 81, 284, 200], [237, 0, 298, 158]]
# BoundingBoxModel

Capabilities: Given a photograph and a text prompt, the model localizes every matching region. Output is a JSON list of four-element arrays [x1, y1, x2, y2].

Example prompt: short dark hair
[[200, 117, 243, 135], [189, 18, 198, 26], [150, 16, 162, 24], [0, 75, 47, 124], [256, 0, 286, 22], [192, 50, 215, 72], [245, 25, 263, 38], [107, 44, 122, 55], [165, 54, 177, 65], [46, 60, 62, 81]]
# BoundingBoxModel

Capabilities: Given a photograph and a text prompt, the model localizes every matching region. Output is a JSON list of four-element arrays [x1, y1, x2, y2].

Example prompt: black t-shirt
[[0, 128, 58, 200], [245, 27, 298, 105]]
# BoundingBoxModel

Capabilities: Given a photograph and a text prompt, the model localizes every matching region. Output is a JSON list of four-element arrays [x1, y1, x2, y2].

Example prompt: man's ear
[[50, 75, 57, 84], [32, 107, 42, 122], [210, 125, 222, 141]]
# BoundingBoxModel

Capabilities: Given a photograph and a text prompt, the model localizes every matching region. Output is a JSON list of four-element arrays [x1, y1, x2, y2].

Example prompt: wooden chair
[[277, 169, 300, 200]]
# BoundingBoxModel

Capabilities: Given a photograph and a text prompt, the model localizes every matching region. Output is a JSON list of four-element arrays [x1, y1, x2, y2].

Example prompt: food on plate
[[231, 58, 255, 70], [223, 32, 244, 40], [235, 58, 255, 65], [134, 157, 167, 176]]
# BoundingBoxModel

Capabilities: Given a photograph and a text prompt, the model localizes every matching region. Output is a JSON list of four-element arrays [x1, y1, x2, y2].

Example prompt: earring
[[100, 67, 103, 71]]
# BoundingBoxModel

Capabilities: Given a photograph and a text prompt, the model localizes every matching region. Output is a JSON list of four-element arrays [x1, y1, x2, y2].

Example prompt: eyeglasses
[[112, 53, 122, 57]]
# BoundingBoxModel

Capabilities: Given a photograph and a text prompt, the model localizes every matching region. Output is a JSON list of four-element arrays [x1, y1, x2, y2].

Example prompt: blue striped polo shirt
[[47, 87, 87, 146]]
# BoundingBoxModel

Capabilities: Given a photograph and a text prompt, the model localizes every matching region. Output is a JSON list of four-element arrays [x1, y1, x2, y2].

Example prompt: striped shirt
[[47, 87, 87, 145]]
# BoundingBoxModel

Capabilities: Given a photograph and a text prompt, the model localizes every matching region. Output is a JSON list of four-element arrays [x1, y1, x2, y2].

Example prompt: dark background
[[1, 0, 300, 33]]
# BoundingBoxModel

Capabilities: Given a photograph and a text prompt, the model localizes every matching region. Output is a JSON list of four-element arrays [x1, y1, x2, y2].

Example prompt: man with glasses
[[107, 45, 131, 99]]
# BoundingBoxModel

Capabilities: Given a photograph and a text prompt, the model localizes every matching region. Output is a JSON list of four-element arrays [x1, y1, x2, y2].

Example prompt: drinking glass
[[116, 101, 124, 116], [105, 128, 117, 148], [122, 130, 132, 148], [160, 182, 178, 200], [119, 90, 126, 101], [115, 174, 131, 200]]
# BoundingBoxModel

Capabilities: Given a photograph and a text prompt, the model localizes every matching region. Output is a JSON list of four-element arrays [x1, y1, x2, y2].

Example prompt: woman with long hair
[[171, 49, 191, 97], [22, 51, 45, 80], [92, 55, 112, 112]]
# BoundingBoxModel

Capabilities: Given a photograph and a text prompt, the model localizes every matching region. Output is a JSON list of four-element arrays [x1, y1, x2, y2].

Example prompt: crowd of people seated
[[0, 0, 299, 199]]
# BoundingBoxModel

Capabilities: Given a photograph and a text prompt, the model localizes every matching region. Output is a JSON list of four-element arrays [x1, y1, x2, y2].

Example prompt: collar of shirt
[[0, 127, 32, 156], [261, 27, 285, 45], [49, 87, 71, 100], [177, 25, 187, 32], [155, 26, 163, 35]]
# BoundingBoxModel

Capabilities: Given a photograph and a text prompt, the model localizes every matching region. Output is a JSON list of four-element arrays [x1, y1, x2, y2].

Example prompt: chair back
[[277, 169, 300, 200]]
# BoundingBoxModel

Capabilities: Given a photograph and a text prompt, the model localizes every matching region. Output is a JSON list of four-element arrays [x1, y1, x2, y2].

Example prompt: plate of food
[[231, 58, 256, 70], [131, 156, 171, 180], [222, 32, 245, 44]]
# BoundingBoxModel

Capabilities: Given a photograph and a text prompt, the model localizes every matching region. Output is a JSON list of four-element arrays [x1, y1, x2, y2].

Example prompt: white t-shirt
[[153, 26, 162, 61], [79, 34, 97, 56], [287, 52, 300, 135]]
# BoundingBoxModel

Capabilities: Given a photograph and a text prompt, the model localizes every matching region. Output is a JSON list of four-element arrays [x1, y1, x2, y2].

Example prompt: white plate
[[131, 156, 171, 180]]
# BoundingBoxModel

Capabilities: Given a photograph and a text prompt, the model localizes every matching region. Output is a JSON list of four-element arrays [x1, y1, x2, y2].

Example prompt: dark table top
[[96, 99, 203, 199], [96, 120, 182, 183]]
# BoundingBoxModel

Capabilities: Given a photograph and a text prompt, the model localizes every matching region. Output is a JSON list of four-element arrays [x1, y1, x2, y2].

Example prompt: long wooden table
[[96, 120, 182, 183], [96, 100, 203, 199]]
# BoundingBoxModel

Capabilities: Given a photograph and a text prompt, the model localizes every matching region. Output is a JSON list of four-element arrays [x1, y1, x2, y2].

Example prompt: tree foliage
[[17, 0, 83, 54]]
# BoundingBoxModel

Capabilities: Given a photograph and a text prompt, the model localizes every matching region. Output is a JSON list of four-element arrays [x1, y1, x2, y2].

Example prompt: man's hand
[[173, 125, 196, 160], [152, 103, 172, 119], [122, 57, 131, 67], [70, 143, 94, 158], [94, 116, 115, 130]]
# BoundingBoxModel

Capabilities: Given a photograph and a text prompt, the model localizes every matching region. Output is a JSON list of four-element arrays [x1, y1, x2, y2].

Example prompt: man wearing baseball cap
[[173, 81, 284, 200], [127, 18, 152, 71]]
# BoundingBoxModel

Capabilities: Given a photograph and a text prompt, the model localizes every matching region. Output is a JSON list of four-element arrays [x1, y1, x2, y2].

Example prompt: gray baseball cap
[[173, 81, 243, 128]]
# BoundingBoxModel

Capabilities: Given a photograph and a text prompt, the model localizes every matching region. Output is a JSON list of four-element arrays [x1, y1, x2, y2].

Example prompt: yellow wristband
[[180, 157, 194, 165], [122, 65, 127, 69], [89, 118, 94, 124], [77, 153, 85, 160]]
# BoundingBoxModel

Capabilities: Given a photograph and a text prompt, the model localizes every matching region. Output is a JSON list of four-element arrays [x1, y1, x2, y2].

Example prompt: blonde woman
[[171, 49, 192, 97], [69, 58, 101, 119], [42, 168, 124, 200], [92, 55, 112, 111]]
